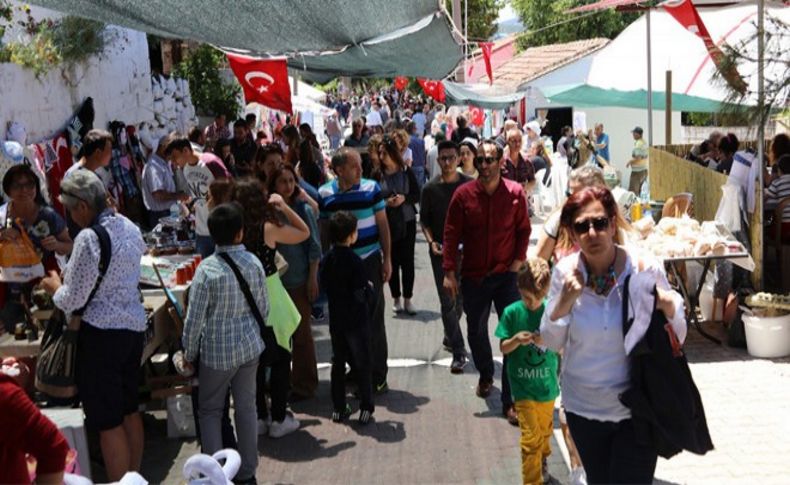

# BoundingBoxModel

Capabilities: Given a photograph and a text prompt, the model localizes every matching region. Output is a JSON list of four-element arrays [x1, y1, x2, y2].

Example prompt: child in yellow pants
[[495, 259, 559, 485]]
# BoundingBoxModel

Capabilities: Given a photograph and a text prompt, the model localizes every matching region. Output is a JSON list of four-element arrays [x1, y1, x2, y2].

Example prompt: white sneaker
[[392, 298, 404, 313], [403, 299, 417, 315], [268, 414, 300, 438], [257, 418, 271, 436]]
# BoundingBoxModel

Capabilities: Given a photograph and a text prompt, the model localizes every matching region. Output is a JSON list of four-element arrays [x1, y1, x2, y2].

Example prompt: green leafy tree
[[445, 0, 503, 41], [173, 44, 240, 119], [512, 0, 639, 49]]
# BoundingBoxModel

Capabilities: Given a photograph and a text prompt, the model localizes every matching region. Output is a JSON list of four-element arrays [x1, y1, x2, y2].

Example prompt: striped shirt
[[182, 244, 268, 370], [765, 174, 790, 223], [318, 178, 385, 259]]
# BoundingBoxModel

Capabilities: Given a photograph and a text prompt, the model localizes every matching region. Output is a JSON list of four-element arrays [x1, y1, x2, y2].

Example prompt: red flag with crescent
[[468, 106, 485, 126], [394, 76, 409, 91], [226, 53, 293, 113], [417, 78, 446, 103]]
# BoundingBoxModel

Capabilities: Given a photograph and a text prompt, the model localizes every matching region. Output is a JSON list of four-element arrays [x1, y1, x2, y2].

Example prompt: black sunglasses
[[61, 190, 87, 203], [474, 156, 499, 165], [572, 216, 610, 234]]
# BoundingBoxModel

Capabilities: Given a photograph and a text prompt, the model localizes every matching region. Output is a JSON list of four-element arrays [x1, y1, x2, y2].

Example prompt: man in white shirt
[[366, 103, 383, 128], [165, 134, 231, 257], [142, 135, 188, 229]]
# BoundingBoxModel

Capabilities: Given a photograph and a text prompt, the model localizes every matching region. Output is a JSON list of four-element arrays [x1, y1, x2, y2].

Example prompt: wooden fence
[[648, 146, 762, 288]]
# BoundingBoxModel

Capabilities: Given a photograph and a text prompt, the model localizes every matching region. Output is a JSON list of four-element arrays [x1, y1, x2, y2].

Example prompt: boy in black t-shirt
[[321, 211, 374, 424]]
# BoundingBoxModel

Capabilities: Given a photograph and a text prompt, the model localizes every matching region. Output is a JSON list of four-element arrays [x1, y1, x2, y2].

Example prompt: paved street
[[137, 230, 790, 484]]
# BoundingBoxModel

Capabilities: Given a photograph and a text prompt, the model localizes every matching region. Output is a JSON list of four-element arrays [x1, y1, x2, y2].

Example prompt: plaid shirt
[[182, 244, 268, 370], [109, 148, 140, 198]]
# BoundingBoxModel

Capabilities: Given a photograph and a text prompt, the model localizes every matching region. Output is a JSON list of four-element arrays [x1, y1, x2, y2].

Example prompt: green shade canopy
[[540, 84, 736, 113], [443, 81, 526, 110], [27, 0, 463, 81]]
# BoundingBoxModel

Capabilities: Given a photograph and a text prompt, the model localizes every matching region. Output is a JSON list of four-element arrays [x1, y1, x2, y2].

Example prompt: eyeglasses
[[438, 154, 457, 163], [572, 217, 611, 234], [474, 156, 499, 165]]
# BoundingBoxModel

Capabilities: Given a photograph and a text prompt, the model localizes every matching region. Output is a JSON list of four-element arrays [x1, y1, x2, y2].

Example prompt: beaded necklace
[[584, 249, 618, 296]]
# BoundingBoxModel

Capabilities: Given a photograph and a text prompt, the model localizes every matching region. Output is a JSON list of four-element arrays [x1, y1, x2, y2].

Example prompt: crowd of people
[[13, 87, 790, 484]]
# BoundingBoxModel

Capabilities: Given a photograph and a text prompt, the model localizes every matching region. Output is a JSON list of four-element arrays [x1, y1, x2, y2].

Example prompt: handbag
[[35, 224, 111, 398], [620, 275, 714, 458]]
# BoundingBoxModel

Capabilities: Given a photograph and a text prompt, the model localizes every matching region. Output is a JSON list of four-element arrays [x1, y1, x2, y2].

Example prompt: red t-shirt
[[0, 374, 69, 483]]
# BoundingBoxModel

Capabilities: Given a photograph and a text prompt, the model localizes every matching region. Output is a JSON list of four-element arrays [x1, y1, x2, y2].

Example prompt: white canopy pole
[[646, 6, 654, 146], [757, 0, 765, 289]]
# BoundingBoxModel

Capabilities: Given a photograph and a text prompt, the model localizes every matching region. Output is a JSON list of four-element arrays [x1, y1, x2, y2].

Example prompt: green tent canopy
[[540, 84, 737, 113], [27, 0, 463, 81], [442, 81, 526, 110]]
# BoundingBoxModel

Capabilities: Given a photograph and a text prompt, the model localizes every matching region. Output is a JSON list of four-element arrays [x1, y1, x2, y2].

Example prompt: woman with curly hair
[[232, 178, 310, 438]]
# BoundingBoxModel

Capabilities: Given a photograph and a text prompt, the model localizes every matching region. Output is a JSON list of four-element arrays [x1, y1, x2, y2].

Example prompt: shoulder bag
[[35, 224, 112, 398]]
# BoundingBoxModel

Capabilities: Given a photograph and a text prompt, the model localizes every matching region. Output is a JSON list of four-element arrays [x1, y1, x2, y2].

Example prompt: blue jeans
[[461, 271, 519, 409], [196, 235, 215, 258], [411, 165, 426, 192], [330, 134, 341, 150]]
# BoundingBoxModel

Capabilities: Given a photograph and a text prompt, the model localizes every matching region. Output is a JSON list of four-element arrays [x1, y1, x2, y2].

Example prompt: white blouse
[[540, 247, 686, 422], [54, 212, 147, 332]]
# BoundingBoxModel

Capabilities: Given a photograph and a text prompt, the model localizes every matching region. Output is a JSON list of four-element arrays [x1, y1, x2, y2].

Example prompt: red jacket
[[442, 178, 530, 280], [0, 374, 69, 483]]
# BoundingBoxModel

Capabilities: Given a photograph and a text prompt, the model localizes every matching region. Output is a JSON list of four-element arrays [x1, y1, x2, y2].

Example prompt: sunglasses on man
[[572, 216, 611, 234], [474, 156, 499, 165]]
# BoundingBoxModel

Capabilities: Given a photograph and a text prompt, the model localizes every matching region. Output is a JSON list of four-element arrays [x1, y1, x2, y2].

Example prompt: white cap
[[525, 120, 541, 135]]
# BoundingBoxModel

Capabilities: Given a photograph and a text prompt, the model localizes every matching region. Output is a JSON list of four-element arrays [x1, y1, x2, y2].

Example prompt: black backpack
[[620, 275, 714, 459]]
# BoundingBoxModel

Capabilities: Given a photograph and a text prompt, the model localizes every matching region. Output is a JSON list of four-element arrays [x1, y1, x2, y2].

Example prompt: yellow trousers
[[514, 399, 555, 485]]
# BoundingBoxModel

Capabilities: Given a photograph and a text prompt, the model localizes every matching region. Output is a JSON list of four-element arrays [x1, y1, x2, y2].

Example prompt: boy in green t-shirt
[[495, 258, 559, 485]]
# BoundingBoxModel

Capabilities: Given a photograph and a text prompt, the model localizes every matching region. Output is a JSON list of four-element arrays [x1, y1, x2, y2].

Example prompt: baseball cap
[[632, 126, 644, 135]]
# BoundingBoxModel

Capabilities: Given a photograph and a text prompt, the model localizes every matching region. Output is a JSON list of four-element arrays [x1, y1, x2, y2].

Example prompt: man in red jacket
[[443, 138, 531, 425]]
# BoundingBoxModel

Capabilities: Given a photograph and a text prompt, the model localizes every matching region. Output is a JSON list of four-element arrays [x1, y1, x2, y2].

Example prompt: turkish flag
[[661, 0, 746, 94], [468, 106, 485, 126], [226, 54, 293, 113], [417, 78, 446, 103], [479, 42, 495, 85], [394, 76, 409, 91]]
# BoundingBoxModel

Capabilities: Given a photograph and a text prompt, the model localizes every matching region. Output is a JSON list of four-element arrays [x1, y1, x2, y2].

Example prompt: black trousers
[[389, 220, 417, 299], [330, 327, 374, 413], [566, 412, 658, 484], [428, 252, 465, 357], [362, 252, 388, 387], [461, 272, 519, 410], [257, 342, 292, 423]]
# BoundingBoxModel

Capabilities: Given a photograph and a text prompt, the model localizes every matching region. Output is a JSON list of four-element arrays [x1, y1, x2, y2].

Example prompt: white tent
[[529, 2, 788, 106], [585, 1, 788, 104]]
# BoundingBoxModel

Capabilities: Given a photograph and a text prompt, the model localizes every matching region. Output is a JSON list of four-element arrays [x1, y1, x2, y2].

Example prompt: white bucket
[[742, 310, 790, 358]]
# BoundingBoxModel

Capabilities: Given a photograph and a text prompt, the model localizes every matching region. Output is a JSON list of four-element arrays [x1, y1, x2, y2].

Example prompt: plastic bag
[[0, 220, 44, 282], [715, 183, 742, 233], [167, 394, 196, 438]]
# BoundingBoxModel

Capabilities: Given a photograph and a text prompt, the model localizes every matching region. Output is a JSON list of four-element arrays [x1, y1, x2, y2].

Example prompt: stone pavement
[[134, 230, 790, 484]]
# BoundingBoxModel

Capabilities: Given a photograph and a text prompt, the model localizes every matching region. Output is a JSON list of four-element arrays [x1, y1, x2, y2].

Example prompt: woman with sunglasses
[[1, 165, 72, 333], [374, 136, 420, 315], [539, 186, 686, 484]]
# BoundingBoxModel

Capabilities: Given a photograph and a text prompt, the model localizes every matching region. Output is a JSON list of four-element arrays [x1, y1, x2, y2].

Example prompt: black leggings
[[257, 343, 292, 423], [566, 412, 658, 484], [389, 220, 416, 299]]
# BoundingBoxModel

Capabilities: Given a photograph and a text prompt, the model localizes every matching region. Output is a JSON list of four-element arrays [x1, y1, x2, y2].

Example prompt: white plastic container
[[742, 309, 790, 358]]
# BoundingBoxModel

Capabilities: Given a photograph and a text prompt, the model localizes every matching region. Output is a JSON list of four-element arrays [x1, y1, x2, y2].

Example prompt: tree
[[713, 13, 789, 132], [445, 0, 503, 41], [173, 44, 240, 119], [511, 0, 639, 49]]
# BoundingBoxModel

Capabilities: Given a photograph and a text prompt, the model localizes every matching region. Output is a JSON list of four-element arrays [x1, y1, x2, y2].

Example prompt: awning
[[539, 84, 734, 112], [27, 0, 463, 81], [443, 81, 526, 110]]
